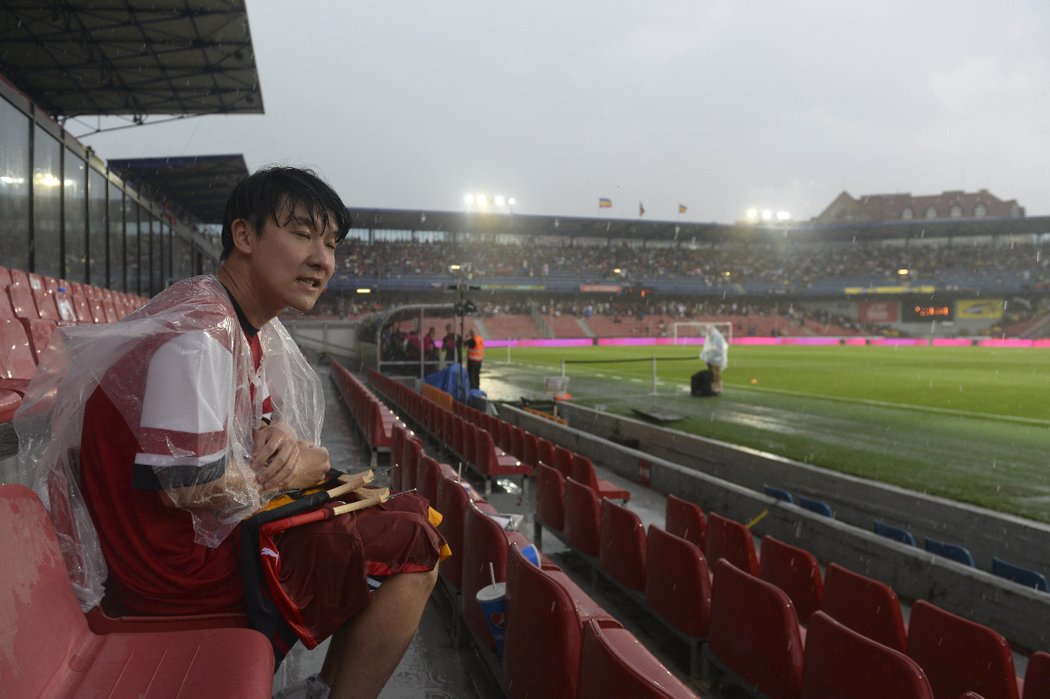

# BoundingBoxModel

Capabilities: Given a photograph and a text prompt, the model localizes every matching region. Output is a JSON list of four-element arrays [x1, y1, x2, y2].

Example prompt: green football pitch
[[498, 345, 1050, 523]]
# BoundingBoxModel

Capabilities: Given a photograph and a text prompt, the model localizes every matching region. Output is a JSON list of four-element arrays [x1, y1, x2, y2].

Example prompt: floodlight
[[745, 208, 758, 221], [476, 194, 489, 208], [464, 193, 474, 206], [450, 264, 462, 272], [508, 197, 517, 206], [898, 268, 910, 276], [494, 195, 506, 207], [355, 288, 372, 294], [761, 209, 773, 221], [776, 210, 792, 221]]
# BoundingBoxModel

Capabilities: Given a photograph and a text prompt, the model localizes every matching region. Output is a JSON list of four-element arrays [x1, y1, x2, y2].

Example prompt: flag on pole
[[639, 202, 646, 216], [599, 197, 612, 209], [678, 204, 688, 214]]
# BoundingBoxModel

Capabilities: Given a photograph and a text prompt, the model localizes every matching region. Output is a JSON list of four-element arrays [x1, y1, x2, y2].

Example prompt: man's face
[[248, 201, 338, 315]]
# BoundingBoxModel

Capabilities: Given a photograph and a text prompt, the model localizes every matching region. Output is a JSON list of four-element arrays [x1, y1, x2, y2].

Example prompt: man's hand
[[253, 422, 303, 491]]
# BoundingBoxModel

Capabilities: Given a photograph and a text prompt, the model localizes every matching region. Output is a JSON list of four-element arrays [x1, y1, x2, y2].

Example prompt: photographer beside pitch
[[18, 167, 443, 699]]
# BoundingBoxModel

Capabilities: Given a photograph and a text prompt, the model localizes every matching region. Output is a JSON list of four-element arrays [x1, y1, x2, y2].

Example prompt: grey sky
[[78, 0, 1050, 223]]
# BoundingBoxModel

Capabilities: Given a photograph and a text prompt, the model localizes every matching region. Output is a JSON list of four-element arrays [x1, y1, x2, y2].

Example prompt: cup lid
[[476, 582, 506, 602]]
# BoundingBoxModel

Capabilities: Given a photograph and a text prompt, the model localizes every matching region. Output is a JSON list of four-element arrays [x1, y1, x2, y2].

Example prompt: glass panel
[[125, 198, 140, 295], [88, 167, 107, 286], [0, 98, 30, 271], [32, 127, 62, 277], [108, 182, 124, 291], [64, 150, 87, 282]]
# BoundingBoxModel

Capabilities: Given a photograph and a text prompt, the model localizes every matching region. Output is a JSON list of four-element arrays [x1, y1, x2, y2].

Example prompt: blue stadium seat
[[763, 484, 794, 503], [991, 557, 1048, 591], [798, 496, 834, 518], [873, 519, 916, 546], [924, 537, 976, 567]]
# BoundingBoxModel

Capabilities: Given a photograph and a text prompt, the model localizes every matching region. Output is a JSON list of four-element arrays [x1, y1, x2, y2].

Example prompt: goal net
[[672, 321, 733, 345]]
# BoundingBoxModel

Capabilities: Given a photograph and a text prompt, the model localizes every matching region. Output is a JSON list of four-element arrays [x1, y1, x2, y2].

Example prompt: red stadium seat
[[906, 599, 1020, 699], [7, 279, 38, 319], [416, 454, 441, 505], [573, 453, 631, 501], [0, 318, 36, 421], [19, 317, 58, 364], [0, 483, 273, 698], [461, 503, 512, 656], [665, 493, 707, 551], [759, 535, 824, 624], [503, 542, 618, 699], [705, 511, 759, 576], [389, 424, 409, 491], [705, 558, 804, 699], [644, 525, 711, 676], [402, 437, 422, 492], [435, 473, 470, 591], [27, 272, 59, 320], [552, 445, 574, 478], [472, 428, 531, 495], [822, 563, 907, 653], [599, 498, 647, 592], [536, 462, 567, 535], [564, 476, 601, 558], [1022, 651, 1050, 699], [801, 611, 933, 699], [577, 618, 700, 698]]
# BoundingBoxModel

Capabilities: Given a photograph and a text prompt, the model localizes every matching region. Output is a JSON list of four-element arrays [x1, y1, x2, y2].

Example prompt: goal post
[[672, 321, 733, 345]]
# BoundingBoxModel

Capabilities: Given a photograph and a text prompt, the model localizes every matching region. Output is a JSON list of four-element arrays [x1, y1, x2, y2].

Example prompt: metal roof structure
[[108, 154, 249, 223], [0, 1, 263, 119], [347, 207, 1050, 244]]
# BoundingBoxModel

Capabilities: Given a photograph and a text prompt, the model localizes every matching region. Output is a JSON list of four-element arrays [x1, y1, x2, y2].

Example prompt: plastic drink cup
[[520, 544, 540, 568], [476, 582, 507, 656]]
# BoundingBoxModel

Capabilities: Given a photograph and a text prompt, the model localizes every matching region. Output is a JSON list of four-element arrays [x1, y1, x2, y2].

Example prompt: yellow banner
[[844, 285, 937, 295], [956, 299, 1004, 319]]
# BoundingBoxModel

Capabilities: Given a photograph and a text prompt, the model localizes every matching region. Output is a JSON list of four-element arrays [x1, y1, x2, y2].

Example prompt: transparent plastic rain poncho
[[700, 324, 729, 370], [15, 275, 324, 610]]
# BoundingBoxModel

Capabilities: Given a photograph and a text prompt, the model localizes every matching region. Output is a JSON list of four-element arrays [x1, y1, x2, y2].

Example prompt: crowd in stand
[[336, 238, 1050, 290]]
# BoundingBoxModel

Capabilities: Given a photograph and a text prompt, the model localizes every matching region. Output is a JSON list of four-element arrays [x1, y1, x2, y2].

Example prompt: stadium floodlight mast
[[464, 191, 516, 213]]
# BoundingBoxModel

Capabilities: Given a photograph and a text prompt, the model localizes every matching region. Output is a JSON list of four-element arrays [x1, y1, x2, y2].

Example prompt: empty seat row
[[330, 360, 399, 460], [0, 266, 149, 425], [661, 495, 1049, 699], [0, 265, 146, 324], [766, 482, 1049, 592], [380, 416, 698, 696]]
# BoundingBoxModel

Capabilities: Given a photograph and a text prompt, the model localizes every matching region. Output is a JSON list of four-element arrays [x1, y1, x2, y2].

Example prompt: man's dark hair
[[220, 166, 353, 260]]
